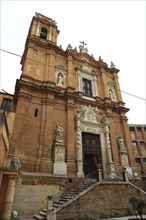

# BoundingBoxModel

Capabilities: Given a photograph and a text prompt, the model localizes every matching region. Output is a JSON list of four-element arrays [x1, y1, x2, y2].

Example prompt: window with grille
[[1, 98, 12, 110], [83, 78, 92, 96]]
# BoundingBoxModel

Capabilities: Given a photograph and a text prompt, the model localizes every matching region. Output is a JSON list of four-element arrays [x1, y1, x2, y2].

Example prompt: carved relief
[[76, 105, 98, 123], [55, 147, 64, 161], [81, 63, 92, 73]]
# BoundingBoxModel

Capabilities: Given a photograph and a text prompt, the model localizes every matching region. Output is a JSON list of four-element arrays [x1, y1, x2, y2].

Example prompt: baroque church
[[0, 13, 145, 220]]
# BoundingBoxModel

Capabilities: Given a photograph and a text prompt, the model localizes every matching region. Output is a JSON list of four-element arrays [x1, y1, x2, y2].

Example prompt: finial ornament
[[79, 41, 88, 53], [79, 41, 87, 48], [110, 61, 115, 68], [99, 56, 103, 61]]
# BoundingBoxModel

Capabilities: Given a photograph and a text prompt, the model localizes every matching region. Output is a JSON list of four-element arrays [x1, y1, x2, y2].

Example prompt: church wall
[[13, 176, 60, 215]]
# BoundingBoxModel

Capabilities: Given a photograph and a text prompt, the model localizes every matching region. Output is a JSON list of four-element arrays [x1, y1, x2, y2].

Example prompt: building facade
[[129, 124, 146, 188], [1, 13, 144, 219]]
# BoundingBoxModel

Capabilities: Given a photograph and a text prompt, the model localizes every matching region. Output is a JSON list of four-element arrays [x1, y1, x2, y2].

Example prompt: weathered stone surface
[[57, 183, 146, 220]]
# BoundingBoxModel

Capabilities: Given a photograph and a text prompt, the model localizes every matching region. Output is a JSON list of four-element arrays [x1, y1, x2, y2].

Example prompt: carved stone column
[[2, 174, 17, 220], [101, 114, 116, 178], [76, 115, 84, 178]]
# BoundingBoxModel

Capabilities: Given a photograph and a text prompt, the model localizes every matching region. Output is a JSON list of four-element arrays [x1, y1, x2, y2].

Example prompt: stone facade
[[10, 13, 136, 178], [0, 13, 143, 219]]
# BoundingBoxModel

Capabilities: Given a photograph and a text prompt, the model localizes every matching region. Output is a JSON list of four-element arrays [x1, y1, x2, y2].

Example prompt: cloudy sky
[[0, 1, 145, 124]]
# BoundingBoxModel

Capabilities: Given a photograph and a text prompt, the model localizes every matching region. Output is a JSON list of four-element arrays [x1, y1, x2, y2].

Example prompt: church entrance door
[[82, 132, 101, 178]]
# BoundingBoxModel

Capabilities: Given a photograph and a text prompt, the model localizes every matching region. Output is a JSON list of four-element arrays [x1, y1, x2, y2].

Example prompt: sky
[[0, 0, 146, 124]]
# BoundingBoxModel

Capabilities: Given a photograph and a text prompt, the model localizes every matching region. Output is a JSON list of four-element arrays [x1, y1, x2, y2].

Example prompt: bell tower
[[30, 12, 59, 44], [20, 12, 60, 81]]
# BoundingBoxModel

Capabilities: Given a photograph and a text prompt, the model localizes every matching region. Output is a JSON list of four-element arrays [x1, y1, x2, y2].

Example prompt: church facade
[[0, 13, 141, 219], [10, 12, 136, 177]]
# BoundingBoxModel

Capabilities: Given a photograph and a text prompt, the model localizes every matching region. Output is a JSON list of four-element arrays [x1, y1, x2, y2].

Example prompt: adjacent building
[[129, 124, 146, 189]]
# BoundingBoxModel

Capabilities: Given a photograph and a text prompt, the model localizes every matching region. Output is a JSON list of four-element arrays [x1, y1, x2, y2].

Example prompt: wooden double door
[[82, 132, 101, 178]]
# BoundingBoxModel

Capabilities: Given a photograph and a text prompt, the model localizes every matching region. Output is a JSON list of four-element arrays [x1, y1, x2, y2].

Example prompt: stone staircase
[[33, 178, 98, 220]]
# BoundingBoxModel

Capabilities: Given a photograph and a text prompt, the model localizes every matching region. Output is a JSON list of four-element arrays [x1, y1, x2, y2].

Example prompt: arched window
[[40, 27, 47, 40]]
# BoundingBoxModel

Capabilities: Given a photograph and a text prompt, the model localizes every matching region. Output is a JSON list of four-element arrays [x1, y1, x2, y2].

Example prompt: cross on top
[[79, 41, 87, 48]]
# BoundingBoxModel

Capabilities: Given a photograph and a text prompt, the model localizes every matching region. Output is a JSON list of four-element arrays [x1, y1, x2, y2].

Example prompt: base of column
[[77, 160, 84, 178], [77, 171, 84, 178], [53, 162, 67, 175]]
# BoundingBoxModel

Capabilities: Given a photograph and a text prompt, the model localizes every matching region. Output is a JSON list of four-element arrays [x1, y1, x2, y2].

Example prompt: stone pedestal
[[53, 143, 67, 175], [77, 160, 84, 178], [54, 162, 67, 175], [119, 151, 129, 167]]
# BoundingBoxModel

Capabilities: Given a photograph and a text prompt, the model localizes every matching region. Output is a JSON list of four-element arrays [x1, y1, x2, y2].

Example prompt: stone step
[[54, 201, 64, 205], [33, 178, 98, 218], [59, 198, 70, 202], [63, 196, 74, 199], [38, 210, 47, 216], [53, 204, 61, 208], [33, 213, 45, 219]]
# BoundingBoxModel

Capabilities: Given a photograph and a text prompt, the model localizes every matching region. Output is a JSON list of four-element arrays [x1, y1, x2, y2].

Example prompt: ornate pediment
[[81, 63, 92, 73], [76, 105, 98, 123], [75, 62, 94, 75]]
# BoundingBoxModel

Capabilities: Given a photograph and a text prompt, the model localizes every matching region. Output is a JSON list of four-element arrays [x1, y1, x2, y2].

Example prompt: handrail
[[85, 169, 98, 179], [48, 170, 99, 204]]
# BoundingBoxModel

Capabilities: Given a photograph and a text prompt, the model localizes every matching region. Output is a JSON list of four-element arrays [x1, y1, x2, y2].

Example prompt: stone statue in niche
[[117, 136, 127, 152], [109, 88, 114, 100], [55, 123, 64, 144], [57, 72, 64, 86]]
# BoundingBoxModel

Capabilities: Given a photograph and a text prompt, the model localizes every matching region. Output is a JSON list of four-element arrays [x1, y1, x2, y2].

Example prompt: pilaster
[[66, 97, 76, 174], [67, 55, 74, 88], [48, 50, 56, 82], [113, 72, 123, 102], [99, 68, 108, 98], [2, 174, 18, 220], [76, 114, 84, 178]]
